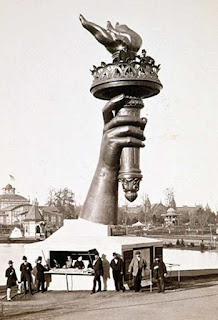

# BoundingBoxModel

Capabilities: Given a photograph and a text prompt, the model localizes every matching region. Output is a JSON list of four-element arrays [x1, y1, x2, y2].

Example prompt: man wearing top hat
[[20, 256, 33, 295], [5, 260, 18, 301], [36, 256, 48, 292], [91, 253, 103, 294], [128, 251, 147, 292]]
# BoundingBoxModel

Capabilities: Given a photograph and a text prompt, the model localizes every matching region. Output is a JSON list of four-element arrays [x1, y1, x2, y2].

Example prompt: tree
[[46, 187, 77, 219], [179, 210, 190, 224], [196, 207, 210, 234], [208, 211, 216, 224], [132, 217, 138, 225], [118, 206, 126, 224], [164, 188, 175, 208], [152, 214, 157, 224], [189, 208, 198, 228], [205, 205, 216, 224], [141, 193, 151, 224]]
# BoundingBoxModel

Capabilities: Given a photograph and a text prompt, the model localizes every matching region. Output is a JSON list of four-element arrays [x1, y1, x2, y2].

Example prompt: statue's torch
[[80, 15, 162, 202]]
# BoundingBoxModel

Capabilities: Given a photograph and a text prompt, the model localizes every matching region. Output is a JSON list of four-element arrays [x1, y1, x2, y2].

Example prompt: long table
[[45, 268, 93, 291]]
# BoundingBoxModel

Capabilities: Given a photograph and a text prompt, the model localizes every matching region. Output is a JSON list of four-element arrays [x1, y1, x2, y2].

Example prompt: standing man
[[91, 253, 103, 294], [20, 256, 33, 295], [5, 260, 18, 301], [128, 251, 147, 292], [110, 252, 125, 292], [152, 257, 167, 293], [102, 254, 110, 291], [36, 256, 47, 293]]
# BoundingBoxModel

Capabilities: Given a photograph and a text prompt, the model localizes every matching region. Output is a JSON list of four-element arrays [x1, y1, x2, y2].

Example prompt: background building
[[0, 184, 63, 234]]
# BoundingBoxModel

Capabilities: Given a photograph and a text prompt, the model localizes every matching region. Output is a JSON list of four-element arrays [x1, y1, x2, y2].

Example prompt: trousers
[[157, 277, 165, 293], [92, 274, 101, 293], [23, 278, 32, 294], [112, 271, 125, 291], [133, 269, 142, 292]]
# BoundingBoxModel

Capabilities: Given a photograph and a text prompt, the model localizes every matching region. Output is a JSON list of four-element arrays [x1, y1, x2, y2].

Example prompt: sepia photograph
[[0, 0, 217, 319]]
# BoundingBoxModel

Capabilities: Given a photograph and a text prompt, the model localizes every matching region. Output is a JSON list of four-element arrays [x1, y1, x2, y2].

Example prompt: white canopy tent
[[24, 219, 163, 290], [132, 221, 144, 227], [10, 227, 23, 238]]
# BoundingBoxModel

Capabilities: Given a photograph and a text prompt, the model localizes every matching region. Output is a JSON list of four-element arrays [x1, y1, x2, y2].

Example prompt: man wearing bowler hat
[[20, 256, 33, 295], [110, 252, 125, 292], [152, 257, 167, 293], [128, 251, 147, 292]]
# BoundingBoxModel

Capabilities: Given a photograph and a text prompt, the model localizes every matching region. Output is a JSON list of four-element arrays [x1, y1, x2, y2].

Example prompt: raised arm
[[80, 94, 146, 225]]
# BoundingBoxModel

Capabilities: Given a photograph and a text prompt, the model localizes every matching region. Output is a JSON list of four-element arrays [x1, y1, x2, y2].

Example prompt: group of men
[[5, 255, 49, 301], [5, 251, 167, 300], [91, 251, 167, 294]]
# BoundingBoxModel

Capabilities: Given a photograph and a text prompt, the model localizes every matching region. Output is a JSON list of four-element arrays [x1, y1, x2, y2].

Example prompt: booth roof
[[25, 219, 162, 252]]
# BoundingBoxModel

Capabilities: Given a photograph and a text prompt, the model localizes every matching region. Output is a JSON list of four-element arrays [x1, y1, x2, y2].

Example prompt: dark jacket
[[152, 261, 167, 279], [5, 266, 17, 288], [74, 260, 85, 269], [110, 257, 124, 273], [93, 258, 103, 276], [36, 263, 47, 281], [20, 262, 33, 282]]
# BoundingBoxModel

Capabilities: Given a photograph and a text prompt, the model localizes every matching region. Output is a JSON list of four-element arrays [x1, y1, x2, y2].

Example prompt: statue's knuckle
[[125, 126, 131, 134], [127, 137, 132, 144]]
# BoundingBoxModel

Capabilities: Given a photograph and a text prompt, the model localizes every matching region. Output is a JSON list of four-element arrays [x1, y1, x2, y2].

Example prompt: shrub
[[176, 239, 180, 246]]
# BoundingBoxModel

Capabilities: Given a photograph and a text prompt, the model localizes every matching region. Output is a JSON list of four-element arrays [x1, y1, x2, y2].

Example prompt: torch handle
[[117, 97, 144, 202]]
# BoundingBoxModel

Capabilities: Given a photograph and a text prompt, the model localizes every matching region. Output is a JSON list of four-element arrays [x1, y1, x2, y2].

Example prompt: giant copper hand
[[80, 94, 146, 224], [80, 15, 162, 215]]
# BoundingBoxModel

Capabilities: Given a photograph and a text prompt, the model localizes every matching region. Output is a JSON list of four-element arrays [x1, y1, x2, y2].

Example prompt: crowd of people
[[5, 251, 167, 301]]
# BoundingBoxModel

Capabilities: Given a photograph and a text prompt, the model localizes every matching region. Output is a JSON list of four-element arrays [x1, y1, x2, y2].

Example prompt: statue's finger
[[102, 94, 127, 124], [104, 115, 147, 132], [141, 117, 147, 131], [107, 126, 145, 141], [113, 137, 145, 148]]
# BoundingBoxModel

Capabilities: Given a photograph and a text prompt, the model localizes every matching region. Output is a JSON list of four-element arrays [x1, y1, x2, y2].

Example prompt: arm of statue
[[80, 94, 146, 225]]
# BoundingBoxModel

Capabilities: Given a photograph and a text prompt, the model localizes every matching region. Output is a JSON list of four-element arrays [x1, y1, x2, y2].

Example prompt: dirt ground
[[1, 278, 218, 320]]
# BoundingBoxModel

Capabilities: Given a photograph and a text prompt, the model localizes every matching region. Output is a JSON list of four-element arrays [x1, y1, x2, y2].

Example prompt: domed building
[[0, 184, 63, 230], [0, 184, 30, 209], [0, 184, 31, 225]]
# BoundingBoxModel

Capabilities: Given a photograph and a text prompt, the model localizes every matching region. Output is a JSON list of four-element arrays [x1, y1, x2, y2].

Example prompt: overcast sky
[[0, 0, 217, 210]]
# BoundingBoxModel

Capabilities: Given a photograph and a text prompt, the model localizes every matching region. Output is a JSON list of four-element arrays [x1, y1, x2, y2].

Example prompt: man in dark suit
[[110, 252, 125, 292], [20, 256, 33, 295], [36, 256, 48, 292], [91, 253, 103, 294], [5, 260, 18, 301], [152, 257, 167, 293]]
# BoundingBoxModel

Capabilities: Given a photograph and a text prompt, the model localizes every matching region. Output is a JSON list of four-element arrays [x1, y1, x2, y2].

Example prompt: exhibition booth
[[24, 219, 163, 291]]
